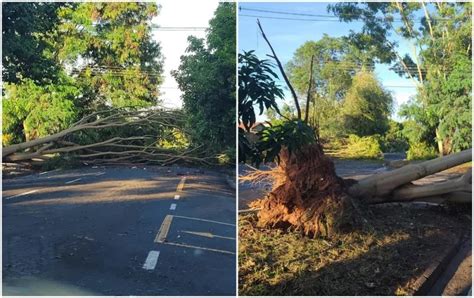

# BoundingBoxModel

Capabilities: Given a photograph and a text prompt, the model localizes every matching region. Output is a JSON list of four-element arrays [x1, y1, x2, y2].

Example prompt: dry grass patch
[[239, 205, 469, 296]]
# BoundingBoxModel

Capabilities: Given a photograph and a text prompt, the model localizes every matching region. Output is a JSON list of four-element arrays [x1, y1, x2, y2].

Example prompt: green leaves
[[3, 76, 80, 144], [329, 2, 471, 154], [55, 2, 163, 109], [3, 3, 164, 144], [172, 3, 236, 156], [255, 120, 316, 165], [239, 50, 284, 131], [342, 71, 393, 137], [2, 2, 68, 84]]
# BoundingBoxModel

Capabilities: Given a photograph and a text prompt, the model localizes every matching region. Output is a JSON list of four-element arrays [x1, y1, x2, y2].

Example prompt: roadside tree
[[173, 3, 236, 157]]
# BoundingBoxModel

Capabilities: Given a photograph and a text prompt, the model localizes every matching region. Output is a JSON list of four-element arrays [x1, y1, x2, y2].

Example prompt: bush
[[381, 120, 409, 153], [340, 134, 383, 159], [406, 142, 438, 160]]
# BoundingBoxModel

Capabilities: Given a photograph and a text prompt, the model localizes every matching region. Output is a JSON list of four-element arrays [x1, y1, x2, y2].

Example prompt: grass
[[239, 205, 469, 296]]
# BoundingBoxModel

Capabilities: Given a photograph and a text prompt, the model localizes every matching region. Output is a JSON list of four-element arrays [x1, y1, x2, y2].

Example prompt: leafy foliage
[[381, 120, 409, 153], [238, 51, 323, 165], [239, 50, 283, 131], [55, 2, 163, 108], [255, 120, 316, 165], [329, 2, 472, 154], [173, 3, 236, 155], [286, 36, 366, 139], [2, 2, 164, 145], [423, 53, 472, 153], [158, 128, 190, 150], [287, 35, 372, 102], [342, 71, 393, 136], [406, 142, 437, 160], [3, 75, 81, 145], [339, 134, 383, 160], [2, 2, 68, 84]]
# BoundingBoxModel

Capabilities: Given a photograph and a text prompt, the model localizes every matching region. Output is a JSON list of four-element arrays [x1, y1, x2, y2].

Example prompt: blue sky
[[238, 2, 419, 121]]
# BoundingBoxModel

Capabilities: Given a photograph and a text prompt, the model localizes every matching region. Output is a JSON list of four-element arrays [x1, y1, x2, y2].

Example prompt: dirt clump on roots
[[249, 143, 361, 237]]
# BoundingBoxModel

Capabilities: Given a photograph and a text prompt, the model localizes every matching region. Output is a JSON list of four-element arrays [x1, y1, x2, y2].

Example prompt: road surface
[[3, 166, 236, 295]]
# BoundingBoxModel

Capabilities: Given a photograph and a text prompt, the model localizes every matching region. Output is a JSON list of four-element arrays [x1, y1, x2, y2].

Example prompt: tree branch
[[304, 55, 315, 124], [257, 19, 302, 120]]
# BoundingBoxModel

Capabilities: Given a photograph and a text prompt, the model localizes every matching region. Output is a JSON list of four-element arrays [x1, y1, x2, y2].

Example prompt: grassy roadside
[[239, 206, 469, 296]]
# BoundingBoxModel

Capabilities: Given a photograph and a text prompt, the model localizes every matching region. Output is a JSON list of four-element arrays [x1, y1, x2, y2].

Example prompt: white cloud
[[153, 0, 219, 109]]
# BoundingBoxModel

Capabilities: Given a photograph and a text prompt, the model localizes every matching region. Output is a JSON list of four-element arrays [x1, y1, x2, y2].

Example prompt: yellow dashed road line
[[155, 215, 174, 243], [176, 177, 186, 192]]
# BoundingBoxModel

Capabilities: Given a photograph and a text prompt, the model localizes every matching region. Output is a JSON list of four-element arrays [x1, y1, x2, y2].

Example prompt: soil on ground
[[442, 244, 472, 296], [239, 205, 471, 296]]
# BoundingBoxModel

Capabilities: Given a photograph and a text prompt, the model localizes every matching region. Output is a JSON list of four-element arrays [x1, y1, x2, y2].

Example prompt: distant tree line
[[258, 2, 471, 160]]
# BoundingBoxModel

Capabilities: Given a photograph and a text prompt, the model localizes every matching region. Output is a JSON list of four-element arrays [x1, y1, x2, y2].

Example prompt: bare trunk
[[368, 171, 471, 203], [257, 19, 302, 120], [3, 126, 80, 159], [435, 128, 444, 156], [347, 149, 472, 199]]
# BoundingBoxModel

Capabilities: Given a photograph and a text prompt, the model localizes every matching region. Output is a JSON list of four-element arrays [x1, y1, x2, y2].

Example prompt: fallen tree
[[242, 20, 471, 238], [2, 108, 215, 166], [347, 149, 472, 199]]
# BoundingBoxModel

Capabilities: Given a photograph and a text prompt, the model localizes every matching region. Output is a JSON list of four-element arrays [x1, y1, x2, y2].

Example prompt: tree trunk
[[436, 128, 444, 156], [3, 126, 81, 159], [347, 148, 472, 200], [368, 171, 471, 203]]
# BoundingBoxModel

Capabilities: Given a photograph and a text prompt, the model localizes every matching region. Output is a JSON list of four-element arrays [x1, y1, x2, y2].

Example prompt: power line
[[240, 13, 442, 25], [239, 6, 451, 23], [150, 26, 207, 31], [240, 7, 345, 19], [240, 14, 342, 23]]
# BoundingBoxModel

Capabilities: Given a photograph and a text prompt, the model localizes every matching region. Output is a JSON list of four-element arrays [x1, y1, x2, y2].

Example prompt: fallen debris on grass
[[239, 205, 470, 296]]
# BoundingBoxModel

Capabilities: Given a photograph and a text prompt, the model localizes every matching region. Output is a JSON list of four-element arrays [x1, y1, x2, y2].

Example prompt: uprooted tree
[[239, 20, 472, 238]]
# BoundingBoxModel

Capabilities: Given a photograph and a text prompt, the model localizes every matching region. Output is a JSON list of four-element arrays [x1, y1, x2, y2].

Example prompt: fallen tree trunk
[[390, 171, 471, 202], [419, 191, 472, 204], [2, 108, 214, 166], [347, 148, 472, 200]]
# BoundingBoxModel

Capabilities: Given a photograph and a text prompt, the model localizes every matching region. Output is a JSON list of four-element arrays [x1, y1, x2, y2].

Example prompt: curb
[[410, 232, 467, 295]]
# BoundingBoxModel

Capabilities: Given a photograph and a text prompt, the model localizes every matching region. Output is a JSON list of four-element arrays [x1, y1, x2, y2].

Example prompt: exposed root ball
[[251, 143, 360, 237]]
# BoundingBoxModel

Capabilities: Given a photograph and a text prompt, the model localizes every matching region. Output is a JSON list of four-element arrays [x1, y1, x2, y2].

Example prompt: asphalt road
[[2, 166, 236, 296]]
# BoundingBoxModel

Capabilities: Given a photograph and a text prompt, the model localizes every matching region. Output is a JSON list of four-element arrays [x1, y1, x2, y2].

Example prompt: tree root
[[248, 143, 365, 238]]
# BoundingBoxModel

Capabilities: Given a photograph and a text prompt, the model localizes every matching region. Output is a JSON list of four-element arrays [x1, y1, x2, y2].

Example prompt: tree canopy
[[55, 2, 164, 109], [173, 3, 236, 156], [329, 2, 472, 154], [3, 2, 164, 146], [2, 2, 67, 84], [342, 71, 393, 137]]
